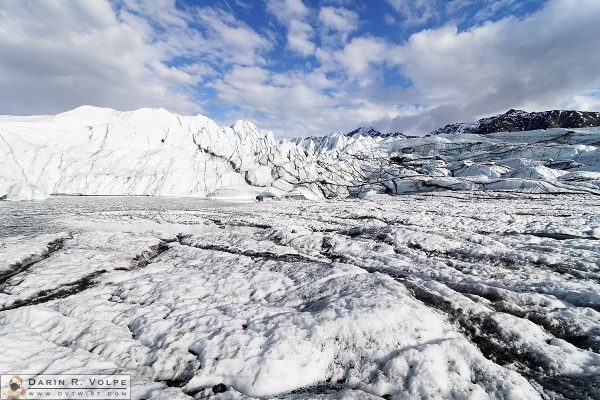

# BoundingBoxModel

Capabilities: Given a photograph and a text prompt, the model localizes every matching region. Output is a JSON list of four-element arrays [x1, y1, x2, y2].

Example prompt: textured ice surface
[[1, 194, 599, 399]]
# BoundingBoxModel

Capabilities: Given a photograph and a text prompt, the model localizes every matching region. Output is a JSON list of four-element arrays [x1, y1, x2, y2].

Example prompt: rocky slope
[[429, 109, 600, 136]]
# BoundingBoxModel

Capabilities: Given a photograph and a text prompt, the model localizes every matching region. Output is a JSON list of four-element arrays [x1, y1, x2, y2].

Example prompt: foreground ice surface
[[0, 194, 599, 399]]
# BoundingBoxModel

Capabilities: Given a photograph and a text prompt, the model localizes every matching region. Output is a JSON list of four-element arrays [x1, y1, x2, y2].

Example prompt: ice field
[[1, 194, 598, 399]]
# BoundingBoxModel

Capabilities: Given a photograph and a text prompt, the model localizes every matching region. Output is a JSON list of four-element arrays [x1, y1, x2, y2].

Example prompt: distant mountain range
[[294, 127, 417, 145], [346, 109, 600, 139], [428, 109, 600, 136], [345, 127, 417, 139]]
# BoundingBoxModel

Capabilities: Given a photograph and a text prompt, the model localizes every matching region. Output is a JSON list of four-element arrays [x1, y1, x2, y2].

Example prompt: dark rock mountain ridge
[[345, 109, 600, 140], [346, 127, 405, 138], [428, 109, 600, 136], [346, 127, 417, 139]]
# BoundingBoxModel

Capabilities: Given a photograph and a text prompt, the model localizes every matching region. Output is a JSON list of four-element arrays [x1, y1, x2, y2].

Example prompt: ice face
[[1, 107, 599, 201], [1, 194, 598, 399]]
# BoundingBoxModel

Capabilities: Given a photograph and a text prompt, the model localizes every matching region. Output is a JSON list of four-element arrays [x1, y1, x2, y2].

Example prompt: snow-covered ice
[[0, 193, 598, 399], [0, 179, 48, 201], [1, 107, 600, 200], [1, 106, 599, 398]]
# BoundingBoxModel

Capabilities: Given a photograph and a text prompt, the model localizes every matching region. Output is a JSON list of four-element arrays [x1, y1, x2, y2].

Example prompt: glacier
[[0, 194, 599, 399], [1, 106, 599, 200], [1, 107, 600, 399]]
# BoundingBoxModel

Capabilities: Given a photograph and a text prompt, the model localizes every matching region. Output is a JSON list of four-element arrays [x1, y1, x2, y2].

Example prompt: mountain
[[293, 127, 407, 151], [291, 127, 415, 155], [346, 127, 409, 139], [429, 109, 600, 136]]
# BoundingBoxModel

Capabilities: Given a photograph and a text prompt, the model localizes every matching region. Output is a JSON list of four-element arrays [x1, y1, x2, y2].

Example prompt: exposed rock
[[212, 383, 228, 394], [429, 109, 600, 136], [346, 126, 409, 139]]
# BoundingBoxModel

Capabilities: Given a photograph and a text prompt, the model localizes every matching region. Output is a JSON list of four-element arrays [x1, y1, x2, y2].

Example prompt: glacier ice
[[1, 106, 599, 201], [1, 193, 599, 399], [1, 106, 600, 399], [0, 179, 48, 201]]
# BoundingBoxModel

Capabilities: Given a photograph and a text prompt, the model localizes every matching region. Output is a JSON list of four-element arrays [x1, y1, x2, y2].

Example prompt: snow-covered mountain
[[429, 109, 600, 136], [346, 126, 410, 139], [1, 106, 600, 200]]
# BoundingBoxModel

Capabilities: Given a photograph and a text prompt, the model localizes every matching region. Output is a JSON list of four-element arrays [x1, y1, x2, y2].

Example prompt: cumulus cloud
[[0, 0, 196, 114], [1, 0, 600, 138], [252, 0, 600, 136], [0, 0, 270, 115], [195, 7, 272, 65], [265, 0, 315, 56], [385, 0, 440, 27], [318, 6, 360, 43], [380, 0, 600, 134], [210, 60, 415, 138], [334, 37, 399, 84]]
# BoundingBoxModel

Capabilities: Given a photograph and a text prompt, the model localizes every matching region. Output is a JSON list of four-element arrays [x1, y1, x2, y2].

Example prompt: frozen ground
[[0, 194, 599, 399]]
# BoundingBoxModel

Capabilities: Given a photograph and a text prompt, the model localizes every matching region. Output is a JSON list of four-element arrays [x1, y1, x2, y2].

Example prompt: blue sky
[[1, 0, 600, 137]]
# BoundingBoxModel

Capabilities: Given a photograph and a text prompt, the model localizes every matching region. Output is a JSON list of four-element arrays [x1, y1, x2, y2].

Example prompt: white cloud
[[216, 0, 600, 137], [265, 0, 315, 56], [287, 20, 316, 56], [2, 0, 600, 139], [210, 63, 411, 137], [318, 6, 359, 33], [0, 0, 273, 116], [0, 0, 201, 114], [234, 0, 255, 11], [384, 13, 397, 25], [385, 0, 439, 27], [213, 66, 330, 115], [195, 7, 272, 65], [381, 0, 600, 134], [318, 6, 360, 45], [387, 0, 544, 29], [265, 0, 309, 22], [122, 0, 189, 28], [334, 37, 400, 84]]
